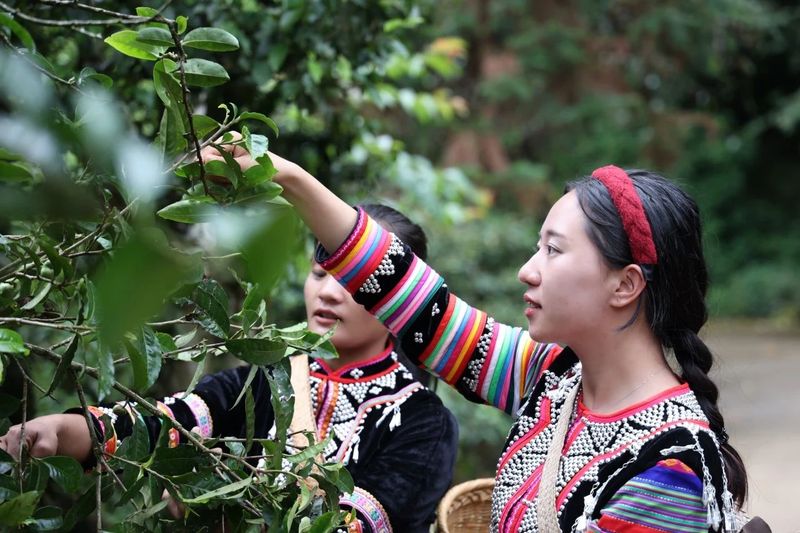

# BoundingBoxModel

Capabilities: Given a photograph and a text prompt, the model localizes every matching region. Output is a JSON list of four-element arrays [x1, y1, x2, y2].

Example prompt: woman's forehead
[[541, 191, 584, 237]]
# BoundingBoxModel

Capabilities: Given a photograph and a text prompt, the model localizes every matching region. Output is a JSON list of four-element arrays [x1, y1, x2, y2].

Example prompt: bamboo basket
[[436, 478, 495, 533]]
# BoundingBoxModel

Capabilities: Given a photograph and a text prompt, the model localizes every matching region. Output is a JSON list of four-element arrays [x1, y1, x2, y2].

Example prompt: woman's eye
[[312, 270, 326, 279]]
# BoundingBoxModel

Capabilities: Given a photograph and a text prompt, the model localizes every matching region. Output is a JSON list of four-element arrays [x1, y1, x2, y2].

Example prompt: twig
[[167, 21, 211, 198], [0, 1, 148, 27], [0, 317, 91, 332], [71, 368, 127, 491], [36, 0, 142, 19], [17, 360, 28, 491], [145, 317, 192, 327], [0, 0, 174, 27]]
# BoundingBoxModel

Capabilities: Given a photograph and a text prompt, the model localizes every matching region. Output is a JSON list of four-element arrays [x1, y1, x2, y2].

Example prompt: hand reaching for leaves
[[0, 414, 90, 462], [199, 132, 304, 186]]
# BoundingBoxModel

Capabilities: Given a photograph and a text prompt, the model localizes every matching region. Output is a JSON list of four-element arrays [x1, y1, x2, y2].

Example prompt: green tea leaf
[[136, 27, 173, 47], [0, 161, 34, 182], [182, 27, 239, 52], [286, 435, 328, 465], [135, 7, 158, 17], [225, 338, 287, 366], [243, 130, 269, 159], [150, 446, 202, 476], [190, 279, 230, 338], [126, 327, 161, 392], [266, 357, 293, 464], [24, 506, 63, 531], [0, 491, 39, 527], [230, 363, 259, 409], [96, 345, 115, 401], [179, 476, 251, 505], [192, 114, 220, 138], [47, 333, 79, 394], [309, 511, 341, 533], [157, 196, 218, 223], [155, 332, 178, 353], [140, 326, 163, 389], [0, 329, 28, 355], [0, 14, 35, 51], [38, 456, 82, 493], [239, 112, 279, 137], [104, 30, 165, 61], [20, 281, 51, 310], [245, 386, 255, 452], [179, 58, 230, 87], [176, 16, 188, 34]]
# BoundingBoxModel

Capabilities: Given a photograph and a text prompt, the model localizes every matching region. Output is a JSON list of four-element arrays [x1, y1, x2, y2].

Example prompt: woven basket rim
[[436, 477, 495, 532]]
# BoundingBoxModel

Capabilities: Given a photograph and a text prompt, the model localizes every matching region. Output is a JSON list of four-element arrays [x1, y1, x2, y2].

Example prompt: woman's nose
[[518, 253, 541, 286], [318, 275, 345, 301]]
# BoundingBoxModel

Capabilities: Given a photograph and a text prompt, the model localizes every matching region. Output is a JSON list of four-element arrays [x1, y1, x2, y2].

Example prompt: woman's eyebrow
[[539, 229, 566, 240]]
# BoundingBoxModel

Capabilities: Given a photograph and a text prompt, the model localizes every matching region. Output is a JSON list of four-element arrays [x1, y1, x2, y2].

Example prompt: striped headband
[[591, 165, 658, 265]]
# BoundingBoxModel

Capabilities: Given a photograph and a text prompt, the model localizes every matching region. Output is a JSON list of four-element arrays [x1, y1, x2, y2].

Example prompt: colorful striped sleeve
[[316, 208, 559, 415], [586, 459, 708, 533]]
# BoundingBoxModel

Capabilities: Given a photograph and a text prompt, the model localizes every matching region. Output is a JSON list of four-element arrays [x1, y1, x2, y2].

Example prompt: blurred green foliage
[[0, 0, 470, 529]]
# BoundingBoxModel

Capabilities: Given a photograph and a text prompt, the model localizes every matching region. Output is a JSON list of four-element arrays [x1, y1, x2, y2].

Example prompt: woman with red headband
[[206, 147, 747, 531]]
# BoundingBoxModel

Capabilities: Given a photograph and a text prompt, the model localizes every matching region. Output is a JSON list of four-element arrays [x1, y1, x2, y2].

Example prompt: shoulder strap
[[536, 382, 580, 531]]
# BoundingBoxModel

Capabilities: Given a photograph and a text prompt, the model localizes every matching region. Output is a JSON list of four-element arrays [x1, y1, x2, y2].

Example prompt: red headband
[[591, 165, 658, 265]]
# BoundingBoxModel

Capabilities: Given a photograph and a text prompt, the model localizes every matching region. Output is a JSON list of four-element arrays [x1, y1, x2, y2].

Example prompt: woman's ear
[[610, 264, 647, 308]]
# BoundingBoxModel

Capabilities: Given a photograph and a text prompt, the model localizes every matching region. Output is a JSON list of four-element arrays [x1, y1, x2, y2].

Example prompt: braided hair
[[566, 170, 747, 505]]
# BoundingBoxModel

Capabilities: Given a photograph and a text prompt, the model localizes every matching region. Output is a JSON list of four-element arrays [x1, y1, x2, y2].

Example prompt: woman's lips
[[312, 309, 340, 327], [523, 296, 541, 318]]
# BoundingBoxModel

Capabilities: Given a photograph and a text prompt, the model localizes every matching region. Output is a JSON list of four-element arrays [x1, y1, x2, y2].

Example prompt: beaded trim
[[155, 401, 180, 448], [179, 392, 213, 437], [87, 406, 118, 455], [340, 487, 393, 533]]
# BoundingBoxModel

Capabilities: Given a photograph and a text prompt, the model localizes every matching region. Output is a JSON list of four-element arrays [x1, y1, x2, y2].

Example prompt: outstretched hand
[[199, 132, 303, 185], [0, 414, 91, 463], [0, 415, 61, 460]]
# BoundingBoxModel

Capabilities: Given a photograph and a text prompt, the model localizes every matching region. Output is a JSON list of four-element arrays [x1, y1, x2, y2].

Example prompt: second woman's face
[[517, 191, 618, 345], [303, 263, 389, 359]]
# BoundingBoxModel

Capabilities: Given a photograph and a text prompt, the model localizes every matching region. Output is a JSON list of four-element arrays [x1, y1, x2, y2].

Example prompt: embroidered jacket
[[315, 208, 737, 533], [82, 346, 457, 533]]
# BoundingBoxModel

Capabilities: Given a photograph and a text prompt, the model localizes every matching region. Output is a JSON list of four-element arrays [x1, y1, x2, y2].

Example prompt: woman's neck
[[574, 322, 679, 414], [323, 337, 392, 371]]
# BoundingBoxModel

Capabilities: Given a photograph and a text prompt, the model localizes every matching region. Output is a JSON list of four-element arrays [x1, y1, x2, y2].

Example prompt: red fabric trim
[[318, 207, 367, 270], [578, 383, 690, 422], [314, 344, 394, 377], [591, 165, 657, 265]]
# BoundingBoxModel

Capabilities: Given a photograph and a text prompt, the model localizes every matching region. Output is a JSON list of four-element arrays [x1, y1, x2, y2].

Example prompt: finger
[[0, 428, 22, 460], [162, 489, 185, 520]]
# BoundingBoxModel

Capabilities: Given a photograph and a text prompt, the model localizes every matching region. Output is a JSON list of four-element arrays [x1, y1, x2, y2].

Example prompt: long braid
[[668, 327, 748, 506]]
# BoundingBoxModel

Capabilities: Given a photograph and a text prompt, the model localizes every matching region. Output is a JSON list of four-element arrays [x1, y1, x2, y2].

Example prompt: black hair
[[357, 203, 433, 386], [565, 170, 747, 505], [358, 203, 428, 261]]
